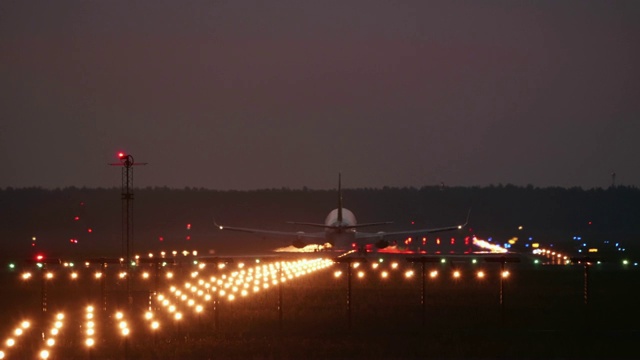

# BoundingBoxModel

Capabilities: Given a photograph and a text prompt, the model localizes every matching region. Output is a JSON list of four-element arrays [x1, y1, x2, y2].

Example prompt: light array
[[38, 312, 65, 359], [115, 311, 131, 338], [334, 263, 510, 280], [144, 311, 161, 333], [0, 319, 31, 359], [533, 248, 571, 264], [84, 306, 96, 349], [154, 258, 333, 321]]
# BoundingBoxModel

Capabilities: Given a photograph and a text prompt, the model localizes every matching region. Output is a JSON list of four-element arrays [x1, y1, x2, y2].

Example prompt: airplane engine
[[292, 239, 306, 249], [375, 240, 390, 249]]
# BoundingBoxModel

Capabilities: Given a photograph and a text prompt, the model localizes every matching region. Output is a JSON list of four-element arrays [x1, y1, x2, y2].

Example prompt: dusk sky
[[1, 1, 639, 190]]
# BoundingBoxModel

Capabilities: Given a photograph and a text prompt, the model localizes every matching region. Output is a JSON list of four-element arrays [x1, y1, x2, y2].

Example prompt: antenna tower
[[110, 152, 147, 306]]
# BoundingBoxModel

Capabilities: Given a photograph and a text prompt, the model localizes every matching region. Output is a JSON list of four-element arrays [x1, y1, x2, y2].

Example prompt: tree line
[[1, 185, 638, 260]]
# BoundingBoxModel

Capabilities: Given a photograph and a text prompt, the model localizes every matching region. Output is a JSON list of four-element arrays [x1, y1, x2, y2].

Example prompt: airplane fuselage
[[324, 207, 357, 248]]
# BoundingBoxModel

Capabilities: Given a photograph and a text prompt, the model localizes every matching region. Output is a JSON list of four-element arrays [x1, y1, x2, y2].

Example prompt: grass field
[[0, 255, 638, 359]]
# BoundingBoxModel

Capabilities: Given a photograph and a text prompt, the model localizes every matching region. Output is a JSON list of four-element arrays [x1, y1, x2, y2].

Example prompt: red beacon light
[[118, 152, 126, 159]]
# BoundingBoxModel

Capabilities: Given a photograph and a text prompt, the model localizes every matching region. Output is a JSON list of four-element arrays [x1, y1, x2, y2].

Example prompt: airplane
[[214, 174, 469, 252]]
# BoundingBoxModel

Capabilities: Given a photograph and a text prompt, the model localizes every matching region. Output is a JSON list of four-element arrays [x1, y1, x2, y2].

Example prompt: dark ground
[[1, 255, 638, 359]]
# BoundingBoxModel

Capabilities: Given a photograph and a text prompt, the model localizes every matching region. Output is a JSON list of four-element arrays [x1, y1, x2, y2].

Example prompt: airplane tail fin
[[337, 173, 343, 223]]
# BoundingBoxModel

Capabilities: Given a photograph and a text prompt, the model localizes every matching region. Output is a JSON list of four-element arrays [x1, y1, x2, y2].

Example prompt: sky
[[1, 1, 639, 190]]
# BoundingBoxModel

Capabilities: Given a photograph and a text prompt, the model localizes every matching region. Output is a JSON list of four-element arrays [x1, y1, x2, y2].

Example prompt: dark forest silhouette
[[1, 185, 638, 260]]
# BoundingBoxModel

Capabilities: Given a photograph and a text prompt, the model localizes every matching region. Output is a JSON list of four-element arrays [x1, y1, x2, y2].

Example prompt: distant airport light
[[477, 271, 485, 279], [453, 270, 461, 279], [429, 270, 438, 278], [502, 270, 510, 278]]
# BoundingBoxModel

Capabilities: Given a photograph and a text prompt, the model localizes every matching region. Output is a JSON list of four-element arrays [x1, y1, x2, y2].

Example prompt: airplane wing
[[355, 224, 464, 240], [356, 209, 470, 241], [286, 221, 393, 229], [214, 220, 326, 241]]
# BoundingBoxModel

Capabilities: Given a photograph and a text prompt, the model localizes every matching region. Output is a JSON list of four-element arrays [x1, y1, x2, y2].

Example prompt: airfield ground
[[0, 254, 638, 359]]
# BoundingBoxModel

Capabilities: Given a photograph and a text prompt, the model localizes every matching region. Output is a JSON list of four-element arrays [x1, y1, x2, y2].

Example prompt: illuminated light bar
[[38, 312, 65, 359], [115, 311, 131, 338], [473, 237, 508, 253], [0, 319, 32, 358], [84, 306, 96, 350]]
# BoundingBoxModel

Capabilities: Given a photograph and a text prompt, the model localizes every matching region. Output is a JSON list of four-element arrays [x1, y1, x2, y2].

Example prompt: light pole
[[485, 256, 520, 326], [406, 256, 441, 327], [570, 256, 599, 306], [87, 257, 121, 313], [334, 257, 367, 330], [138, 257, 176, 311], [198, 257, 234, 330]]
